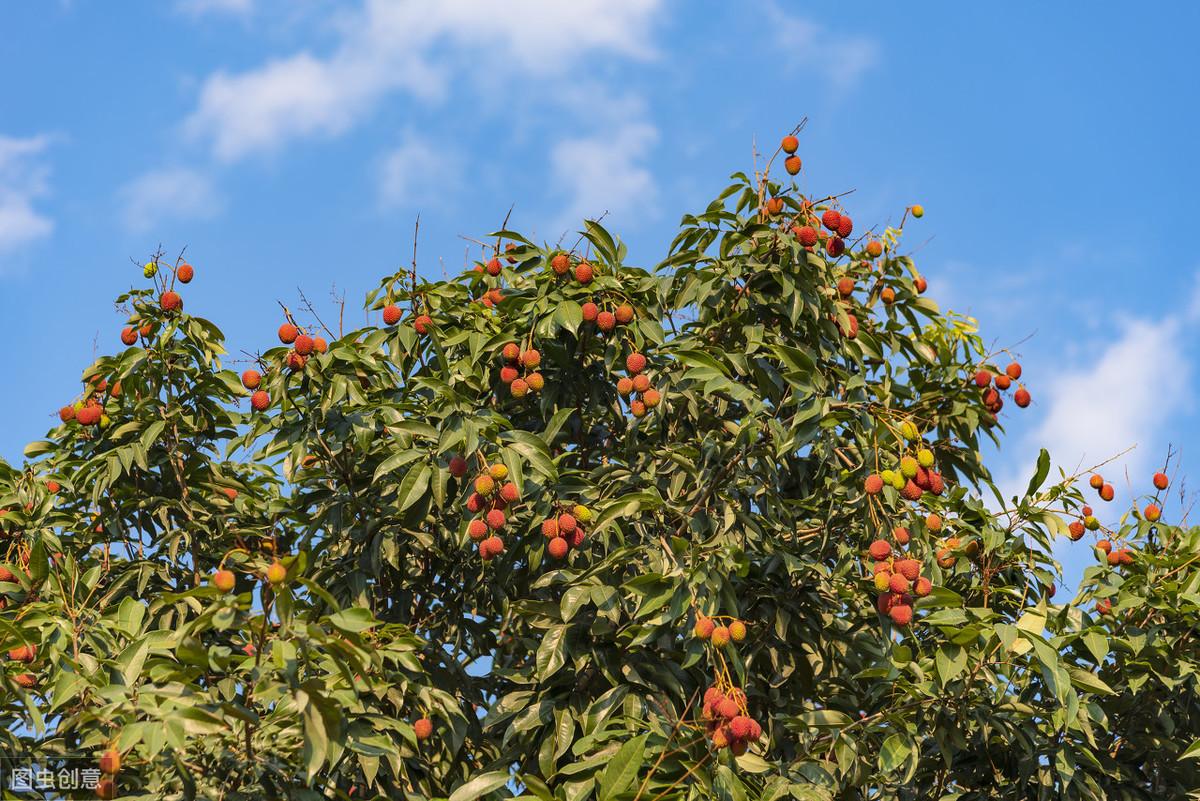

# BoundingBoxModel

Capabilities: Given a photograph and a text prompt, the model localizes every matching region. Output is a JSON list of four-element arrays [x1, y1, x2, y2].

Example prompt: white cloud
[[177, 0, 253, 15], [119, 167, 224, 233], [377, 133, 459, 209], [549, 120, 659, 234], [999, 289, 1199, 504], [184, 0, 663, 161], [0, 134, 53, 257], [765, 3, 879, 92]]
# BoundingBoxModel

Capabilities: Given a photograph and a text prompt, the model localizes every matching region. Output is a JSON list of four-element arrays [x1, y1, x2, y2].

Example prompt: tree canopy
[[2, 134, 1198, 800]]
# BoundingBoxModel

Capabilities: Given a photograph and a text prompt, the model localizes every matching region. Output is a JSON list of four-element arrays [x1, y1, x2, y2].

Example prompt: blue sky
[[2, 1, 1197, 589]]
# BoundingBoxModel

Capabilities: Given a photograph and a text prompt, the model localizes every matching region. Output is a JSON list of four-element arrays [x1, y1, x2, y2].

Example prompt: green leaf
[[536, 625, 568, 681], [395, 463, 431, 512], [327, 607, 377, 633], [449, 770, 512, 801], [1026, 448, 1051, 496], [599, 734, 647, 801]]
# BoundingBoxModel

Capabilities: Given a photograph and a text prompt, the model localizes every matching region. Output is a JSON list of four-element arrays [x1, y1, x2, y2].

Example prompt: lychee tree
[[2, 134, 1199, 800]]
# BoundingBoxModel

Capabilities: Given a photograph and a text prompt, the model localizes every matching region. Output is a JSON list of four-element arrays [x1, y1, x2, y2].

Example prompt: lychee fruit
[[120, 327, 137, 346], [626, 353, 647, 374], [582, 302, 599, 321], [548, 536, 569, 559], [557, 513, 577, 533], [864, 474, 883, 495], [414, 315, 432, 335], [1014, 387, 1031, 408], [866, 241, 883, 258], [643, 388, 662, 408], [521, 349, 541, 368], [784, 155, 802, 175], [616, 377, 634, 396], [795, 225, 818, 247], [895, 559, 920, 581], [836, 214, 853, 238], [448, 455, 468, 478], [766, 197, 784, 215], [551, 253, 571, 275], [821, 210, 841, 232], [286, 351, 307, 371], [914, 577, 932, 597], [1089, 474, 1104, 490], [485, 257, 502, 276], [694, 616, 715, 639], [1144, 504, 1161, 522], [926, 514, 943, 533], [468, 519, 488, 541], [888, 573, 910, 593], [826, 236, 846, 258], [480, 536, 504, 560], [250, 390, 270, 411], [241, 370, 261, 390], [8, 644, 36, 662], [837, 277, 854, 298], [266, 560, 287, 586], [901, 480, 923, 501], [711, 626, 731, 647], [994, 374, 1012, 390], [728, 620, 747, 641], [413, 717, 433, 740], [500, 483, 520, 503], [499, 366, 519, 384], [893, 526, 910, 545], [510, 378, 529, 398], [160, 291, 183, 312], [914, 276, 927, 293], [889, 604, 913, 626], [1068, 521, 1085, 540], [213, 569, 236, 593], [575, 262, 594, 284], [474, 475, 495, 495], [382, 306, 401, 326], [294, 334, 314, 356], [526, 373, 545, 393], [1099, 483, 1114, 502], [615, 304, 634, 324], [632, 374, 651, 393], [597, 311, 616, 332], [1153, 472, 1169, 491], [868, 539, 891, 561], [1006, 362, 1022, 379], [781, 135, 798, 154]]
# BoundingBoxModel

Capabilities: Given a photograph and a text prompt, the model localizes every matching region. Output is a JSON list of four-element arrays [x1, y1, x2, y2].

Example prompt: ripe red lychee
[[901, 480, 922, 501], [1014, 387, 1031, 408], [795, 225, 818, 247], [868, 539, 891, 561], [59, 406, 75, 423], [582, 301, 599, 321], [864, 474, 883, 495], [632, 374, 651, 393], [177, 262, 195, 283], [888, 573, 910, 594], [711, 626, 731, 647], [414, 315, 432, 335], [643, 388, 662, 408], [541, 518, 559, 539], [1107, 551, 1122, 566], [501, 343, 520, 363], [728, 620, 747, 641], [615, 304, 635, 324], [1006, 362, 1022, 379], [1099, 483, 1114, 502], [551, 253, 571, 275], [1144, 504, 1161, 522], [826, 236, 846, 258], [480, 536, 504, 560], [617, 377, 633, 396], [160, 291, 183, 312], [630, 399, 647, 417], [382, 306, 401, 326], [120, 327, 137, 346], [414, 717, 433, 741], [474, 475, 495, 496], [485, 257, 502, 277], [448, 455, 468, 478], [510, 378, 529, 398], [926, 514, 943, 533], [784, 155, 802, 175], [468, 519, 488, 541], [1096, 539, 1112, 554], [973, 370, 992, 387], [781, 135, 798, 153], [46, 480, 60, 493], [241, 370, 261, 390], [1096, 598, 1112, 615], [914, 577, 932, 597], [895, 559, 920, 581], [626, 353, 647, 374], [286, 351, 307, 371], [294, 334, 314, 356], [1089, 475, 1104, 490], [277, 323, 299, 343], [994, 374, 1012, 390], [13, 673, 36, 689], [837, 277, 854, 298], [213, 569, 236, 593], [548, 536, 569, 559], [499, 366, 519, 384], [575, 262, 594, 283], [1068, 520, 1085, 540], [96, 778, 117, 799], [521, 349, 541, 368], [836, 214, 853, 238], [889, 604, 913, 626], [250, 390, 270, 411], [8, 644, 36, 662], [1153, 472, 1169, 491], [597, 311, 616, 332], [914, 276, 927, 294], [500, 483, 519, 503], [765, 197, 784, 215], [893, 526, 910, 545], [821, 210, 841, 232], [866, 240, 883, 258], [558, 513, 577, 533]]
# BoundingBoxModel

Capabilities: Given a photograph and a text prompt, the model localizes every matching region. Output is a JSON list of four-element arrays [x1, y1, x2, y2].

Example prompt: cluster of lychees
[[548, 251, 596, 285], [57, 373, 117, 431], [381, 301, 433, 334], [238, 318, 329, 413], [701, 684, 763, 755], [457, 460, 517, 561], [974, 361, 1030, 418], [616, 352, 661, 418], [498, 343, 545, 399], [541, 503, 592, 560], [863, 427, 947, 503], [692, 614, 749, 647], [867, 535, 931, 627]]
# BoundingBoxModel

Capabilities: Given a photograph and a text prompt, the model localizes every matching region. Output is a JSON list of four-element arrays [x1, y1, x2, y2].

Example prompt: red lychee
[[414, 717, 433, 740], [836, 214, 853, 238], [994, 374, 1012, 390], [582, 301, 599, 321], [1144, 504, 1161, 522], [896, 559, 920, 581], [500, 482, 520, 503], [1006, 362, 1022, 379], [1099, 483, 1114, 502], [510, 378, 529, 398], [901, 480, 923, 501], [448, 455, 468, 478], [558, 513, 577, 534], [868, 539, 892, 561], [914, 276, 928, 294], [837, 277, 854, 298], [242, 370, 261, 389], [781, 135, 798, 153], [1153, 472, 1169, 491], [294, 334, 314, 356], [616, 377, 634, 396], [414, 314, 432, 335], [632, 374, 651, 393], [575, 262, 594, 283], [784, 155, 802, 175], [468, 519, 488, 541], [795, 225, 818, 247], [499, 366, 519, 384], [866, 240, 883, 258], [826, 236, 846, 258], [821, 210, 841, 231], [485, 257, 502, 276], [864, 474, 883, 494], [548, 536, 569, 559], [480, 535, 504, 561], [626, 353, 647, 374], [597, 311, 616, 332], [643, 388, 662, 408], [889, 604, 913, 626], [120, 327, 137, 346], [765, 197, 784, 215], [615, 304, 635, 324], [286, 351, 307, 371], [160, 291, 183, 312], [551, 253, 571, 275], [521, 349, 541, 368], [893, 526, 910, 545], [1089, 474, 1104, 490], [382, 305, 401, 326], [250, 390, 270, 411], [914, 577, 932, 597], [1014, 387, 1031, 408]]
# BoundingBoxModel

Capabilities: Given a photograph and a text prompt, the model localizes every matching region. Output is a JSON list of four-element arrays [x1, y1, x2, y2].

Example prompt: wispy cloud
[[549, 120, 660, 236], [377, 132, 460, 210], [0, 134, 53, 258], [185, 0, 665, 162], [119, 166, 224, 233], [765, 3, 880, 92]]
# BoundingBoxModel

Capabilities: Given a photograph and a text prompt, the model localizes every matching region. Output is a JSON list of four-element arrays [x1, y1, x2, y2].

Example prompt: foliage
[[2, 144, 1198, 800]]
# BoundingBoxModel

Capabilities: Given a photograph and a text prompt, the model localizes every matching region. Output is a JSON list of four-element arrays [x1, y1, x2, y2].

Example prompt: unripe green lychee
[[489, 463, 508, 480], [266, 560, 287, 586], [917, 449, 934, 468], [900, 457, 918, 479], [573, 504, 593, 523], [474, 475, 495, 496], [873, 572, 891, 591]]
